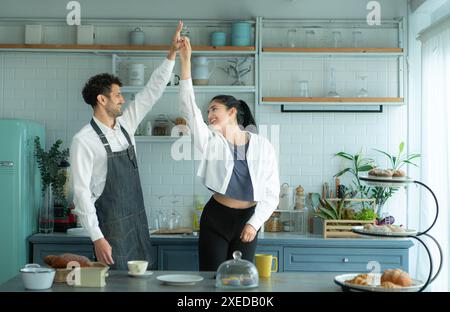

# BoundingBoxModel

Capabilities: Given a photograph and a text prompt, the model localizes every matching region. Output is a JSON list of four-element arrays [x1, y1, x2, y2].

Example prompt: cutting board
[[152, 227, 193, 234]]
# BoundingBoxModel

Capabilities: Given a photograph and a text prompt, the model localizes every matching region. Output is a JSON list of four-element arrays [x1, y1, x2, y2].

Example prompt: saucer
[[128, 271, 153, 278]]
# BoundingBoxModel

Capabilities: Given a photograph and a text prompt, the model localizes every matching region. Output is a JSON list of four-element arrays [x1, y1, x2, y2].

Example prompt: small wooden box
[[322, 219, 375, 238]]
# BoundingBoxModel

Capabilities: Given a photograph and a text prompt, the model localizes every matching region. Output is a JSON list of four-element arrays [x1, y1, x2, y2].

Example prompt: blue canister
[[130, 27, 145, 45], [211, 31, 227, 46], [231, 22, 251, 46]]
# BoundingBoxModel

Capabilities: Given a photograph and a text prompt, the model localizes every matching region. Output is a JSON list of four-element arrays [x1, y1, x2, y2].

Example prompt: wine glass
[[357, 75, 369, 97], [327, 67, 340, 97]]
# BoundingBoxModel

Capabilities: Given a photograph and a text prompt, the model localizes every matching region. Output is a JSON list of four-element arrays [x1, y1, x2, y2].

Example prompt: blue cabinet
[[158, 245, 198, 271], [29, 234, 414, 274], [284, 247, 409, 272]]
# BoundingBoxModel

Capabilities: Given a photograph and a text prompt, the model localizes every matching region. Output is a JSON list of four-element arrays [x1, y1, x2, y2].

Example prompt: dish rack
[[339, 176, 443, 292]]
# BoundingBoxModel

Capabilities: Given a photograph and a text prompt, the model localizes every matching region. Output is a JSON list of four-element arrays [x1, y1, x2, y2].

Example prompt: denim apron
[[90, 119, 152, 270]]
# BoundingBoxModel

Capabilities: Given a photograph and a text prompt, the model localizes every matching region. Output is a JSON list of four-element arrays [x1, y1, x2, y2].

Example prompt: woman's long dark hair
[[210, 95, 257, 133]]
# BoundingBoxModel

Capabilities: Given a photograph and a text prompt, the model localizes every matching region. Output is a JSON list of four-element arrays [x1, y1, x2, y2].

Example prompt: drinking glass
[[305, 30, 315, 48], [298, 80, 310, 97], [352, 31, 362, 48], [286, 29, 297, 48], [331, 31, 342, 48]]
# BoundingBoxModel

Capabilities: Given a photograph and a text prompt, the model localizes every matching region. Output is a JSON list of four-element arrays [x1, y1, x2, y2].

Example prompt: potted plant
[[334, 142, 420, 224], [34, 137, 69, 234]]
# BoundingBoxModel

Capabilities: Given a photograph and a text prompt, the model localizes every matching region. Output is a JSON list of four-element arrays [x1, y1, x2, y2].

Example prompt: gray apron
[[90, 119, 152, 270]]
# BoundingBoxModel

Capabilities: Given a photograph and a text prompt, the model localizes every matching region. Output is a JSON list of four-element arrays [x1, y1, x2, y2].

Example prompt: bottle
[[193, 196, 204, 232]]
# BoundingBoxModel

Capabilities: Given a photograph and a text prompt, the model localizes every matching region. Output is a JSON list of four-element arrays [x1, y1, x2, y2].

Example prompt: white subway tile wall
[[0, 52, 408, 227]]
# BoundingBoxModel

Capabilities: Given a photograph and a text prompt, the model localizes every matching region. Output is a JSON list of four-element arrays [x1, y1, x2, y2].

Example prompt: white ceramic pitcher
[[192, 57, 215, 85]]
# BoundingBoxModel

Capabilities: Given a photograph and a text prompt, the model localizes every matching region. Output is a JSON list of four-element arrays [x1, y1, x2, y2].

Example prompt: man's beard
[[106, 105, 123, 118]]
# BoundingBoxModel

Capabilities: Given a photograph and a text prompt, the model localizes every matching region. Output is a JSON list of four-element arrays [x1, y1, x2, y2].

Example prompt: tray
[[359, 175, 414, 187], [334, 273, 424, 292], [152, 227, 193, 234], [352, 225, 418, 237]]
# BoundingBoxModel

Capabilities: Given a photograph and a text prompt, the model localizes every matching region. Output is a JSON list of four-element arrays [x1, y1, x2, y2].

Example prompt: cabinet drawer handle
[[0, 161, 14, 168], [342, 258, 349, 263]]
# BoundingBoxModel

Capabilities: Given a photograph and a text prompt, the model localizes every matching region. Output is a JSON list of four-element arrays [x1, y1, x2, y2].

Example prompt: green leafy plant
[[370, 142, 421, 215], [334, 151, 375, 207], [314, 195, 359, 220], [34, 137, 70, 205], [334, 142, 421, 218], [373, 142, 421, 171], [355, 207, 378, 221]]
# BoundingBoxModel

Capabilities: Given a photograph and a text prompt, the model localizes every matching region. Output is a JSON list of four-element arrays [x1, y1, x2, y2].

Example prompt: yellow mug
[[254, 254, 278, 278]]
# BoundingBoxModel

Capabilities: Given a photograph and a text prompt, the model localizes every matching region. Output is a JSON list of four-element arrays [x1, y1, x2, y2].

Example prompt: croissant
[[44, 253, 93, 268], [345, 274, 369, 286], [381, 269, 412, 287]]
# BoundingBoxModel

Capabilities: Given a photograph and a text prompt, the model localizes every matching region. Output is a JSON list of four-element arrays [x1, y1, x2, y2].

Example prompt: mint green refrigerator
[[0, 119, 45, 284]]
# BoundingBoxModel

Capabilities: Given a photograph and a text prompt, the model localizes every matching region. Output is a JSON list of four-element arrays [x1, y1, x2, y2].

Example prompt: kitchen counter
[[0, 270, 342, 292]]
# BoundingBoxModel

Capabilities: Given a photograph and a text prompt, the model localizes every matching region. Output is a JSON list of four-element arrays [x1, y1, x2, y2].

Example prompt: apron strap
[[119, 125, 133, 146], [90, 119, 113, 155]]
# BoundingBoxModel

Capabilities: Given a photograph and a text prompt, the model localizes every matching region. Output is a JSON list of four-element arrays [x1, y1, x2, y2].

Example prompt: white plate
[[156, 274, 204, 286], [352, 226, 418, 237], [128, 271, 153, 278], [334, 273, 424, 292]]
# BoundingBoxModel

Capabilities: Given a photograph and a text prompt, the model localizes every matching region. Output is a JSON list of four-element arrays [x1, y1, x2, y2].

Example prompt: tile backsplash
[[0, 52, 408, 227]]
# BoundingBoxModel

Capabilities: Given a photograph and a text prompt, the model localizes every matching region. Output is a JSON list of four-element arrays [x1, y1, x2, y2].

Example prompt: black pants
[[198, 196, 258, 272]]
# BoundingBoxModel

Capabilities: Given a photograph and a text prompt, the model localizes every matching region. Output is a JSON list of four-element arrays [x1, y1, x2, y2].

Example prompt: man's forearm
[[181, 60, 191, 80]]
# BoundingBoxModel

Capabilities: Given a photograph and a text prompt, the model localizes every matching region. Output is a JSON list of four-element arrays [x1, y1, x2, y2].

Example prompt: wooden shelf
[[262, 47, 403, 53], [122, 85, 256, 94], [262, 97, 404, 103], [0, 44, 255, 53], [134, 135, 191, 143]]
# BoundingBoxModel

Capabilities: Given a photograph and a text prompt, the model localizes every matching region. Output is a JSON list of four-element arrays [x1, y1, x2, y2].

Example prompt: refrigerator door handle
[[0, 161, 14, 168]]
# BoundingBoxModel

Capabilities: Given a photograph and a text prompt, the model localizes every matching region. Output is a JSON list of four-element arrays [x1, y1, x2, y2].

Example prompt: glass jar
[[153, 114, 169, 136], [215, 251, 259, 289], [264, 211, 282, 232]]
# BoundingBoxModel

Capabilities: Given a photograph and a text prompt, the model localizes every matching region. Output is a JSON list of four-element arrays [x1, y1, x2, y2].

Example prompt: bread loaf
[[44, 253, 93, 268], [381, 269, 412, 287], [368, 168, 394, 177]]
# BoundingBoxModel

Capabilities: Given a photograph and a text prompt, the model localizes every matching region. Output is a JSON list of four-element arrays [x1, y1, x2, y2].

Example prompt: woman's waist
[[212, 193, 256, 209]]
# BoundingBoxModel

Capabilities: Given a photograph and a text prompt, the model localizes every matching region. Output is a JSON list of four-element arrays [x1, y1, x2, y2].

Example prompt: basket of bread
[[44, 253, 109, 287]]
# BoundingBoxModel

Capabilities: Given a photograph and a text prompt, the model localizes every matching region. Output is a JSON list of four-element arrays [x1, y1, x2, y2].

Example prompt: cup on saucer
[[127, 260, 148, 276]]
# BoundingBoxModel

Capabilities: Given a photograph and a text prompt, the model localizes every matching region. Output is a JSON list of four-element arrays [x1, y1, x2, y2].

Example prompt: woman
[[179, 37, 280, 271]]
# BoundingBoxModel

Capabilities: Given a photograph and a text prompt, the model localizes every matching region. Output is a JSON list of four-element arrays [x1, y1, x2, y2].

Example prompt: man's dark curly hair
[[82, 73, 122, 108]]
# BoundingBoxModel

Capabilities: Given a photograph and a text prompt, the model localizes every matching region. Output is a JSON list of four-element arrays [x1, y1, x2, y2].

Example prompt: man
[[70, 22, 183, 270]]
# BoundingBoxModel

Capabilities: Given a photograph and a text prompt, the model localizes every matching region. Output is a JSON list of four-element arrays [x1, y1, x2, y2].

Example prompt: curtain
[[418, 17, 450, 291]]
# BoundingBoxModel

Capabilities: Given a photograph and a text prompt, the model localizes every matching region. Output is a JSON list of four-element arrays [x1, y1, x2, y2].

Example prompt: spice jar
[[282, 220, 294, 232], [295, 185, 305, 210], [264, 212, 282, 232]]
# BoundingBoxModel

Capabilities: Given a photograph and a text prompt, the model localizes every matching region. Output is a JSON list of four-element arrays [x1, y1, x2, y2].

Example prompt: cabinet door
[[255, 245, 283, 272], [32, 244, 95, 265], [284, 247, 408, 272], [158, 245, 199, 271]]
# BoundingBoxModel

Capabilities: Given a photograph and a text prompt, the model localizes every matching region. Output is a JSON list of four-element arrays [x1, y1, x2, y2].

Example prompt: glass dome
[[215, 251, 259, 289]]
